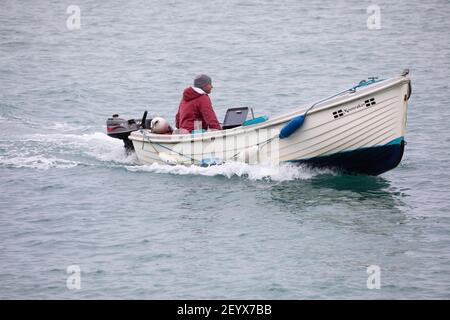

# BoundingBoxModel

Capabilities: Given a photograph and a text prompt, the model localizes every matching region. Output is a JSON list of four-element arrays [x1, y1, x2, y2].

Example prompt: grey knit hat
[[194, 74, 212, 89]]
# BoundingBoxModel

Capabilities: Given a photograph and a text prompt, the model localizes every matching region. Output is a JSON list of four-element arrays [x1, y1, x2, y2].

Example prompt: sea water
[[1, 0, 450, 299]]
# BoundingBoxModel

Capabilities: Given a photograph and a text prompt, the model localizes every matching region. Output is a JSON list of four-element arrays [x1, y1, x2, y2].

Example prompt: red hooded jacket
[[175, 87, 221, 132]]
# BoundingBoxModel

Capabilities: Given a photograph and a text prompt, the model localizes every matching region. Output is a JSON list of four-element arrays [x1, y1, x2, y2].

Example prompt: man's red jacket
[[175, 87, 221, 132]]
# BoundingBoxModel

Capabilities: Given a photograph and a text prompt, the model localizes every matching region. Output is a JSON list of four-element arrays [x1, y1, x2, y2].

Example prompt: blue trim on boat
[[290, 136, 405, 176], [385, 136, 403, 146]]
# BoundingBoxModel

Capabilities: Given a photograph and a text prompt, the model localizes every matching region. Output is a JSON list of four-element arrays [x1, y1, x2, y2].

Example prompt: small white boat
[[108, 70, 411, 175]]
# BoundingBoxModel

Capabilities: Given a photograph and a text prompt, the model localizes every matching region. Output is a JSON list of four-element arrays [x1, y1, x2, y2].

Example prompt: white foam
[[74, 132, 137, 164], [48, 122, 90, 132], [26, 132, 136, 164], [7, 131, 333, 179], [0, 155, 79, 170], [126, 162, 331, 182]]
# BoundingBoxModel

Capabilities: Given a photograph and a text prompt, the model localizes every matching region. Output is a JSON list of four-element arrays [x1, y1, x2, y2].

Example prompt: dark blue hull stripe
[[290, 137, 405, 175]]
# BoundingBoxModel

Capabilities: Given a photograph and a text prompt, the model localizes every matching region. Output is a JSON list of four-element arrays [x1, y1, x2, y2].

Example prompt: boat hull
[[294, 137, 405, 175]]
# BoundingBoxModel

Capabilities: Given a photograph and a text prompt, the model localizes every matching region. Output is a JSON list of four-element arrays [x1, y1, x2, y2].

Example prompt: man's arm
[[199, 96, 222, 130]]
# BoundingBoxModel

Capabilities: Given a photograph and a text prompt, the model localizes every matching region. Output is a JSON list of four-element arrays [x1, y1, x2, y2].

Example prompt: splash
[[24, 131, 136, 165], [126, 162, 332, 182], [0, 155, 79, 170], [0, 131, 135, 170], [3, 129, 333, 179], [48, 122, 91, 133], [69, 132, 137, 164]]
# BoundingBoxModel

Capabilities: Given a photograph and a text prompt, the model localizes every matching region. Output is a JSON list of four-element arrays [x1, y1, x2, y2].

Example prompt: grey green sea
[[1, 0, 449, 299]]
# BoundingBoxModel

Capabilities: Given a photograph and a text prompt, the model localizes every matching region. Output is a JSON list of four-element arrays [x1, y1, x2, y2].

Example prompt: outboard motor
[[106, 112, 151, 151]]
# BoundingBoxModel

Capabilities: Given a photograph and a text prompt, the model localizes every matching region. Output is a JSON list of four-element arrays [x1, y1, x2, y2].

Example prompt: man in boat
[[175, 74, 222, 133]]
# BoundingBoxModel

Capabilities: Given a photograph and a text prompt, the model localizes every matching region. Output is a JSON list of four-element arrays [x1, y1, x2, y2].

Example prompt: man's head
[[194, 74, 213, 94]]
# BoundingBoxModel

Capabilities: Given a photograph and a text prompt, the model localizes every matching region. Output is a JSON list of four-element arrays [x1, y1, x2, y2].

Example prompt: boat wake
[[0, 154, 80, 170], [0, 131, 136, 170], [1, 128, 333, 180], [125, 162, 334, 182]]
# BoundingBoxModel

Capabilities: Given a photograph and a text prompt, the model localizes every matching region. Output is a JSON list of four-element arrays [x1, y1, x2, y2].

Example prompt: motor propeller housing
[[106, 111, 153, 151]]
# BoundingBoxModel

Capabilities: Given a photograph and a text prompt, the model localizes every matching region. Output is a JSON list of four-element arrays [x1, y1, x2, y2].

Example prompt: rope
[[228, 133, 279, 161], [303, 78, 383, 117], [140, 129, 198, 164], [140, 128, 279, 165]]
